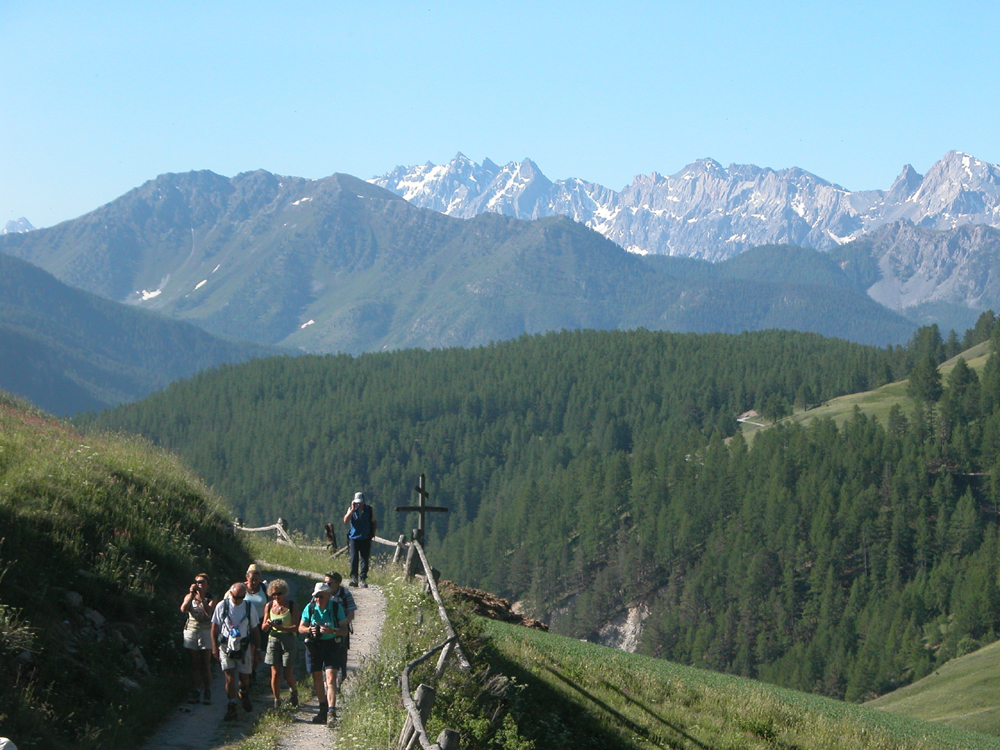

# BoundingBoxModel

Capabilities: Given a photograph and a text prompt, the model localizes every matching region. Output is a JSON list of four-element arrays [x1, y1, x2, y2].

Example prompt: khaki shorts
[[265, 633, 298, 667], [183, 626, 212, 650], [220, 644, 255, 674]]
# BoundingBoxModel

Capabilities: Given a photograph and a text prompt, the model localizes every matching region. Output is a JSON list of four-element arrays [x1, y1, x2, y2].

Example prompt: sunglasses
[[195, 579, 207, 584], [232, 595, 245, 602]]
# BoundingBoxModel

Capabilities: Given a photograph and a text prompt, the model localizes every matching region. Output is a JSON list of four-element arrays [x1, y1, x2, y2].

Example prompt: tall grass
[[0, 392, 252, 749]]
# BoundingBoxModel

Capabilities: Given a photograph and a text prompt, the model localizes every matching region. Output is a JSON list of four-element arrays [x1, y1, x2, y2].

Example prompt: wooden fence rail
[[234, 518, 465, 748]]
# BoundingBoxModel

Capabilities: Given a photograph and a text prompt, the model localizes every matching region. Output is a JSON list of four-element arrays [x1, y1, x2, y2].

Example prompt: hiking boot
[[202, 688, 212, 705], [328, 706, 339, 725], [240, 689, 253, 713], [349, 579, 358, 587], [360, 581, 368, 588], [223, 703, 238, 721], [187, 689, 201, 704], [289, 688, 298, 707], [273, 697, 282, 710], [311, 707, 328, 724]]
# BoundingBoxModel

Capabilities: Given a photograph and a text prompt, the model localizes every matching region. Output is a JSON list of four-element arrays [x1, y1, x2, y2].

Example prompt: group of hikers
[[178, 492, 378, 725]]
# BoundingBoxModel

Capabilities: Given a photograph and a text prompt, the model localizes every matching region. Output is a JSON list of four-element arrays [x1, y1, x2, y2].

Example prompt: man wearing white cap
[[342, 492, 377, 587], [298, 582, 347, 724]]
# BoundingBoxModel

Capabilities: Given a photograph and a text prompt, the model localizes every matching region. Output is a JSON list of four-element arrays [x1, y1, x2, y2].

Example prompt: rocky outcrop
[[439, 581, 548, 631]]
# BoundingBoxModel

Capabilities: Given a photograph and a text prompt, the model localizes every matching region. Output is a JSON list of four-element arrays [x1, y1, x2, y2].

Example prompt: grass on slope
[[480, 619, 1000, 750], [0, 391, 251, 749], [866, 639, 1000, 738], [209, 536, 1000, 750], [738, 341, 993, 443]]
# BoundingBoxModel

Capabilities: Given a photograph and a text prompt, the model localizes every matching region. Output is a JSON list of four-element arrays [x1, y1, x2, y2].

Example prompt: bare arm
[[211, 622, 221, 659]]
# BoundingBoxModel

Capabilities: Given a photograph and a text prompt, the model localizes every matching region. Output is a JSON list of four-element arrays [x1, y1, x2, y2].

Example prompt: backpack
[[331, 589, 354, 645], [218, 598, 253, 658]]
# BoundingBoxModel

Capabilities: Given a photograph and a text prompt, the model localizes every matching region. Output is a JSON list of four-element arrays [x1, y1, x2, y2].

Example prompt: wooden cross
[[396, 473, 448, 544]]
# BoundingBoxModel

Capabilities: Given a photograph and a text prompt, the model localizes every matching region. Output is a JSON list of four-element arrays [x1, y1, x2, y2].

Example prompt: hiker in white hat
[[342, 492, 377, 587]]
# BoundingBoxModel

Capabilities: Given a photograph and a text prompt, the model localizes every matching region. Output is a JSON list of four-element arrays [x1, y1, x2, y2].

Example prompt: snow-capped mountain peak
[[370, 152, 1000, 261]]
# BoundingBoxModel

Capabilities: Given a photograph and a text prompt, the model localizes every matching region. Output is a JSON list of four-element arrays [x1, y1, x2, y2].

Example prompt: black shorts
[[305, 638, 342, 674]]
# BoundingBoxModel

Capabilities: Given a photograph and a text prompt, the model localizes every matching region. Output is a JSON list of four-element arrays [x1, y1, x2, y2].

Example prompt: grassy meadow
[[867, 639, 1000, 738], [0, 391, 251, 749], [738, 341, 993, 443], [480, 619, 1000, 749]]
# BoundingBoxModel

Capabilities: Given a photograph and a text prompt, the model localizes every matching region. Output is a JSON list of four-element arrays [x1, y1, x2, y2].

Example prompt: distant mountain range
[[0, 252, 279, 414], [370, 150, 1000, 262], [0, 171, 919, 356]]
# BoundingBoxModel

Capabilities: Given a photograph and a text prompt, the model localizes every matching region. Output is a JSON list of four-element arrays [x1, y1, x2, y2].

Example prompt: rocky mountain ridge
[[3, 217, 34, 234], [0, 170, 916, 353], [370, 151, 1000, 262]]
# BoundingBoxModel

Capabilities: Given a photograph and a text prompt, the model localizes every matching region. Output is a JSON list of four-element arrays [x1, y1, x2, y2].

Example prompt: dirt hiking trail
[[141, 566, 386, 750]]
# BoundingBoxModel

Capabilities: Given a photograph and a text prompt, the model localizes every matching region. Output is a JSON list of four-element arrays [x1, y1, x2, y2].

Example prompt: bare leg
[[224, 668, 238, 700], [270, 665, 281, 700], [325, 667, 337, 709], [312, 672, 326, 705]]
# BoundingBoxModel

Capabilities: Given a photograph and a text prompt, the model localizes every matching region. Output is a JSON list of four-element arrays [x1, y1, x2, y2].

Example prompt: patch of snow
[[626, 245, 649, 255], [291, 197, 313, 206], [139, 289, 162, 301], [195, 280, 207, 290], [212, 264, 221, 273], [300, 319, 315, 329]]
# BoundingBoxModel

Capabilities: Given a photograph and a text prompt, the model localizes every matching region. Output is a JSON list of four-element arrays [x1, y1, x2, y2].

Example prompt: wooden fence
[[235, 519, 466, 750]]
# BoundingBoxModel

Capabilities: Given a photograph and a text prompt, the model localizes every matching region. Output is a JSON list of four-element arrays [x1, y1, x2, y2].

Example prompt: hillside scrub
[[0, 392, 251, 749]]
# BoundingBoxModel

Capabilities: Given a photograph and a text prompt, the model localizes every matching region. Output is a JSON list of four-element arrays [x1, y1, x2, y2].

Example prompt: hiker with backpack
[[298, 582, 348, 725], [179, 573, 216, 705], [243, 564, 268, 687], [343, 491, 377, 587], [261, 578, 299, 710], [324, 571, 357, 688], [211, 582, 261, 721]]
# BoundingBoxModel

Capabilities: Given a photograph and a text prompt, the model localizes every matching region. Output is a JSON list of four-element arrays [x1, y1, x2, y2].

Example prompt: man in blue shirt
[[342, 492, 377, 587]]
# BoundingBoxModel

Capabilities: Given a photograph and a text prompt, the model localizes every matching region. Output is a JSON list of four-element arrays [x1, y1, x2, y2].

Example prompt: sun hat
[[312, 582, 332, 596]]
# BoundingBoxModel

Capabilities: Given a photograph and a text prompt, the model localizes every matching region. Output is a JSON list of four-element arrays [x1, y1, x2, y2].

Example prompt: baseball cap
[[353, 492, 365, 504]]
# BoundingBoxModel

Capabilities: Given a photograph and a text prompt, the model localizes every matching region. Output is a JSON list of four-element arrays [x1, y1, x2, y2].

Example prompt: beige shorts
[[220, 644, 255, 674], [183, 627, 212, 650]]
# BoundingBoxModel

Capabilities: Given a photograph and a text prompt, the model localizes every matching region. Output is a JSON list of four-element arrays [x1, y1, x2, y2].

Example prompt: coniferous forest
[[81, 317, 1000, 702]]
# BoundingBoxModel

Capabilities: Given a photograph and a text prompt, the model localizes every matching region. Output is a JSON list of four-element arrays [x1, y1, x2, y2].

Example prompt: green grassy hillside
[[472, 618, 1000, 749], [0, 391, 251, 749], [867, 639, 1000, 738], [738, 340, 993, 442]]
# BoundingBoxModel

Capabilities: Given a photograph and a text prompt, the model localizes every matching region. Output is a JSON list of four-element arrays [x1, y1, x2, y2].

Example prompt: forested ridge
[[80, 320, 1000, 701]]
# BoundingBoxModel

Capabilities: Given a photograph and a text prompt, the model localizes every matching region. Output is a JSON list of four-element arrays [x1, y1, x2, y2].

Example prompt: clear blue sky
[[3, 1, 999, 228]]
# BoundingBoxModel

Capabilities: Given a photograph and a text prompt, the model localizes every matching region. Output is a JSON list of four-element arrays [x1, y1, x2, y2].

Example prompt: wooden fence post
[[433, 641, 453, 681], [393, 534, 407, 565], [437, 729, 460, 750], [397, 684, 436, 750], [405, 543, 420, 579]]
